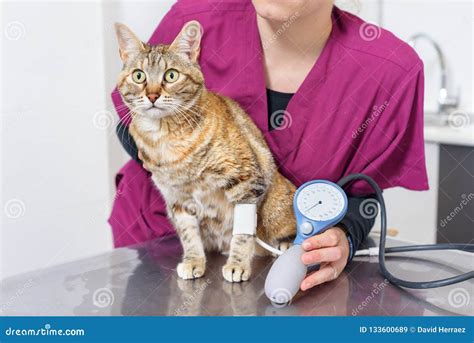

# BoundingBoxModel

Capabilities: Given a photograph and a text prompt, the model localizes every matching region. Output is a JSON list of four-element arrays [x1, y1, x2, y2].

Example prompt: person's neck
[[256, 5, 333, 92], [257, 6, 333, 59]]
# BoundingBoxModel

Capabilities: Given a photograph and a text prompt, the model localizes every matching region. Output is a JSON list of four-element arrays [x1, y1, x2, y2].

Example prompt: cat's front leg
[[222, 178, 264, 282], [171, 204, 206, 280], [223, 234, 255, 282]]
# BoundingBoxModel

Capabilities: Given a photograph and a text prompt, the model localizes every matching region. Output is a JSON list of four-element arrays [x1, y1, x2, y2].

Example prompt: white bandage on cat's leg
[[232, 204, 257, 236]]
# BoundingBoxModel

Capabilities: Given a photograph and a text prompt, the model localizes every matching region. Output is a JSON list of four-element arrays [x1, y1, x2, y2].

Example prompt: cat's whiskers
[[117, 111, 133, 143], [118, 103, 144, 122], [114, 102, 148, 142], [172, 103, 203, 130], [113, 101, 144, 117], [173, 106, 202, 131], [180, 103, 210, 121], [168, 104, 197, 131]]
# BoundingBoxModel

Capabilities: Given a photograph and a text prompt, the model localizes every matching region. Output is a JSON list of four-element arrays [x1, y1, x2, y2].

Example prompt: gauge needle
[[305, 200, 322, 212]]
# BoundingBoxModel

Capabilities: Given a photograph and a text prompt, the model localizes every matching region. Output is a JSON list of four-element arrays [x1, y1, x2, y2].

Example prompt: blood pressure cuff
[[336, 194, 378, 262]]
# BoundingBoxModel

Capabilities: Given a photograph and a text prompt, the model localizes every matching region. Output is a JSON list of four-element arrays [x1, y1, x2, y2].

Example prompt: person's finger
[[300, 263, 339, 291], [301, 246, 343, 265], [302, 229, 341, 251]]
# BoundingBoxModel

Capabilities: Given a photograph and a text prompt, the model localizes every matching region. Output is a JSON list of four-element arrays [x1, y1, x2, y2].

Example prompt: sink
[[424, 111, 473, 127], [424, 113, 449, 127], [424, 111, 474, 147]]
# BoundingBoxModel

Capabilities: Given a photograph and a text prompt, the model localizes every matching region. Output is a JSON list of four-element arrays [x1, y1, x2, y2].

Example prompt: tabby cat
[[115, 20, 296, 282]]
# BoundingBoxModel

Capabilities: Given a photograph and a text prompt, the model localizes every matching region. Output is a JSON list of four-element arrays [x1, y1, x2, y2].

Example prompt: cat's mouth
[[141, 104, 171, 118], [129, 99, 175, 119]]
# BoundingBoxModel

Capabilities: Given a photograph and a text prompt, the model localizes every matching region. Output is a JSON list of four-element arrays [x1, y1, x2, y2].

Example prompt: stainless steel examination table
[[1, 234, 472, 316]]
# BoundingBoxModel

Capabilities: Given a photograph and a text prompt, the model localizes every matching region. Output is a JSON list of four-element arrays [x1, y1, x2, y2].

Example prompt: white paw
[[222, 263, 251, 282], [177, 259, 205, 279], [278, 241, 293, 252]]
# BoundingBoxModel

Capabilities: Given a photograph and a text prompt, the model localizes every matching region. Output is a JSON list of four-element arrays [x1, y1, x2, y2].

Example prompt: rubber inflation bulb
[[264, 245, 307, 305]]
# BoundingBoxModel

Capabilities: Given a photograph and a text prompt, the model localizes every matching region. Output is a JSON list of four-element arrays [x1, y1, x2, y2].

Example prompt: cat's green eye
[[132, 69, 146, 84], [164, 69, 179, 83]]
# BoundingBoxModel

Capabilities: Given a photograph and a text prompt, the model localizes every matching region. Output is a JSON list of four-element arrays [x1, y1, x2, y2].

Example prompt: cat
[[114, 20, 296, 282]]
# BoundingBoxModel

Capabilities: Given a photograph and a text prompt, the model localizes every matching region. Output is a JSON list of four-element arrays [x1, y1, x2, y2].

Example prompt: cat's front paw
[[278, 241, 293, 252], [177, 258, 206, 279], [222, 262, 251, 282]]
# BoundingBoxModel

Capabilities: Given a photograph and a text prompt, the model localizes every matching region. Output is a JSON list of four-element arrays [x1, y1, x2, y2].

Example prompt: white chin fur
[[145, 107, 164, 117], [139, 106, 171, 119]]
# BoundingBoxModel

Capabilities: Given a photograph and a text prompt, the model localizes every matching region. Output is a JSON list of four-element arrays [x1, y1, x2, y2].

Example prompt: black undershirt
[[116, 90, 375, 256], [265, 89, 374, 256], [267, 89, 294, 131]]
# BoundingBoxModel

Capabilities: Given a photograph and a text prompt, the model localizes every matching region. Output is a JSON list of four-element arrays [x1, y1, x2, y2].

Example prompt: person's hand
[[300, 227, 350, 291]]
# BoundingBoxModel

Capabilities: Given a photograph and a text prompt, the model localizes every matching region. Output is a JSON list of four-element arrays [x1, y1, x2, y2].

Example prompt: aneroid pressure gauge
[[293, 180, 348, 244], [265, 180, 349, 306]]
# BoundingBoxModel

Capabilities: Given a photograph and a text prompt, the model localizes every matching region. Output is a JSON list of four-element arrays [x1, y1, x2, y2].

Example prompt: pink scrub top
[[109, 0, 428, 247]]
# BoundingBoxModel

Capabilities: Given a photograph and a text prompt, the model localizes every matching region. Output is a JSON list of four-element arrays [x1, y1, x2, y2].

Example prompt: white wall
[[1, 1, 114, 279], [336, 0, 382, 22], [1, 0, 176, 279], [382, 0, 472, 114], [339, 0, 472, 114], [374, 143, 440, 243]]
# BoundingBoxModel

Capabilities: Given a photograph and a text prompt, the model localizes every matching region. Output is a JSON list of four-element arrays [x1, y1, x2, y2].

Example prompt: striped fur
[[115, 21, 296, 282]]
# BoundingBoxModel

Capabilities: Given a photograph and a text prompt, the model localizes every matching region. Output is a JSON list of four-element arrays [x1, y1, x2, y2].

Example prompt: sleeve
[[116, 121, 141, 164], [336, 195, 377, 261], [111, 6, 184, 125], [347, 62, 429, 195]]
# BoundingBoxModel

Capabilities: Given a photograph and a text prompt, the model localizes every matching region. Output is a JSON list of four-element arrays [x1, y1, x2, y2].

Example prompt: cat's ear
[[114, 23, 145, 61], [169, 20, 203, 62]]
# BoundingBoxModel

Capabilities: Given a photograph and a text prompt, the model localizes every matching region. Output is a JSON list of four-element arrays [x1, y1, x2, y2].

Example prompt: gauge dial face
[[296, 183, 345, 221]]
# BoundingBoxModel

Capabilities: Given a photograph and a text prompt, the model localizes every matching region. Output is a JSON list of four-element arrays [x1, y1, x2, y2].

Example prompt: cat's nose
[[147, 93, 160, 103]]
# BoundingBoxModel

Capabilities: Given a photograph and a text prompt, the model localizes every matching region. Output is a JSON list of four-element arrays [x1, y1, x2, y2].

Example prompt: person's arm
[[299, 194, 376, 291], [299, 61, 425, 293], [336, 194, 377, 261], [116, 121, 141, 164]]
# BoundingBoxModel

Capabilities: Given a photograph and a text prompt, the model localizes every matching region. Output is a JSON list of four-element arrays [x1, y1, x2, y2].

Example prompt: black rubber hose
[[338, 173, 474, 289]]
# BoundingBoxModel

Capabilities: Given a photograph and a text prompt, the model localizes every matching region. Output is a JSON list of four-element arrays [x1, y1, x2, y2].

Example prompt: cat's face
[[115, 21, 204, 119]]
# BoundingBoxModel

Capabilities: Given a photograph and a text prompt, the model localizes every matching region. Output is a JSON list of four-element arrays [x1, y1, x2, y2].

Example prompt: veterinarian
[[111, 0, 427, 291]]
